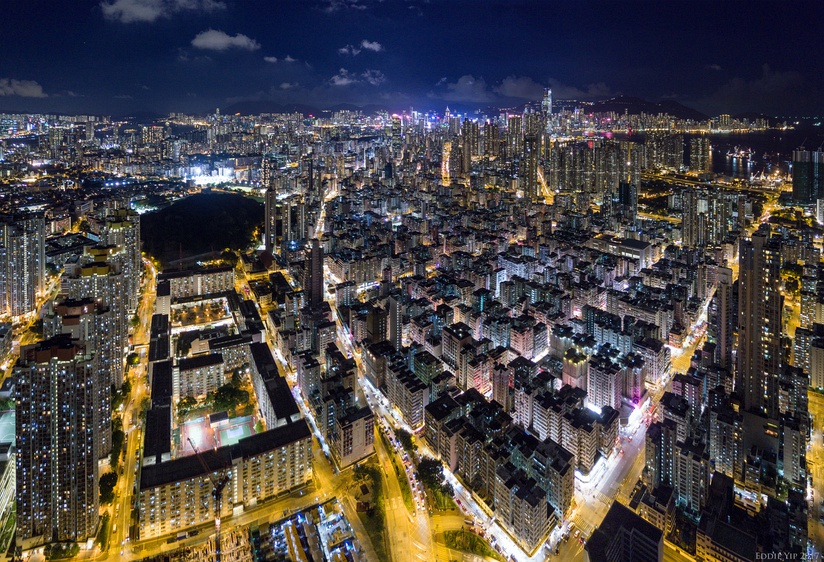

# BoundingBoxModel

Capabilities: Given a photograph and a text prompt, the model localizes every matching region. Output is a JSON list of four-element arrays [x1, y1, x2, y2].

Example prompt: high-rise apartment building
[[617, 181, 638, 223], [260, 155, 276, 189], [305, 238, 324, 309], [0, 213, 46, 319], [62, 259, 129, 386], [483, 122, 500, 157], [265, 193, 307, 254], [506, 115, 523, 159], [264, 187, 280, 253], [673, 439, 710, 514], [98, 208, 141, 312], [522, 133, 540, 202], [645, 133, 684, 170], [682, 188, 731, 248], [44, 298, 117, 458], [644, 418, 677, 489], [710, 266, 735, 371], [494, 463, 556, 554], [138, 421, 313, 540], [461, 120, 479, 174], [737, 228, 783, 417], [689, 137, 711, 173], [792, 148, 824, 205], [587, 355, 623, 411], [709, 406, 743, 480], [365, 305, 387, 345], [302, 154, 314, 196], [16, 336, 99, 548], [387, 292, 403, 351]]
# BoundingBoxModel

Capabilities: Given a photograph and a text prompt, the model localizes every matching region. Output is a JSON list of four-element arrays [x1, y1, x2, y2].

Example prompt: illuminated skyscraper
[[461, 119, 479, 174], [390, 115, 402, 152], [483, 122, 500, 157], [522, 133, 540, 202], [62, 257, 128, 386], [0, 213, 45, 319], [644, 418, 676, 489], [16, 336, 99, 548], [265, 192, 306, 254], [542, 88, 552, 116], [737, 228, 783, 417], [689, 137, 711, 173], [264, 187, 281, 253], [141, 124, 165, 145], [44, 298, 117, 458], [99, 208, 141, 312], [710, 266, 736, 371], [303, 154, 314, 197], [681, 188, 731, 248], [388, 292, 402, 352], [645, 133, 684, 170], [506, 115, 523, 159]]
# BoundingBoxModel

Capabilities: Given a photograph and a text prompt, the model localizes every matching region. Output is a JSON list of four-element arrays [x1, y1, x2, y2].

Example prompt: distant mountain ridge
[[219, 101, 392, 116], [1, 96, 765, 121], [585, 96, 709, 121]]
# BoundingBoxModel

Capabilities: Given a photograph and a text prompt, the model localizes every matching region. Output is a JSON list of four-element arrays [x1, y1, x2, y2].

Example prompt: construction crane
[[187, 438, 231, 562]]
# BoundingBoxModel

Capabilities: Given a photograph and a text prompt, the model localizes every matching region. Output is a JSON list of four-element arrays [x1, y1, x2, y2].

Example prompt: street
[[805, 392, 824, 553], [99, 257, 157, 560]]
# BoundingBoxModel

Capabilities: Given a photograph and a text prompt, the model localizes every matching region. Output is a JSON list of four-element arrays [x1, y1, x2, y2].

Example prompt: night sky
[[1, 0, 822, 117]]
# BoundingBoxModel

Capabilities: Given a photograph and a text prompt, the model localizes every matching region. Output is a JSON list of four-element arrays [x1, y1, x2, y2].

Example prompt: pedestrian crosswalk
[[594, 490, 611, 505], [572, 513, 595, 536]]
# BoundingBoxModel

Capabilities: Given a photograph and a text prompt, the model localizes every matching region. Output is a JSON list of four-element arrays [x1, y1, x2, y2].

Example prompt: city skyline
[[1, 0, 823, 117], [0, 87, 821, 561], [3, 2, 824, 560]]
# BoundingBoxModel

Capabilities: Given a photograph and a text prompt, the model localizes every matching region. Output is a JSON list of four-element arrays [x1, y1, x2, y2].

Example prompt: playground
[[177, 414, 256, 457]]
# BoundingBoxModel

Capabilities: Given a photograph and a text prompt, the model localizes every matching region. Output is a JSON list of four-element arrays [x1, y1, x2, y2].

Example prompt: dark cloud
[[494, 76, 544, 100], [429, 75, 493, 103], [430, 75, 610, 105], [545, 78, 611, 100], [698, 64, 806, 115]]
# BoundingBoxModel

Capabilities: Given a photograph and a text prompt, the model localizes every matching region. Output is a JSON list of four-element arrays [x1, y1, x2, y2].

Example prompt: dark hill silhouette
[[220, 101, 321, 116], [586, 96, 708, 121]]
